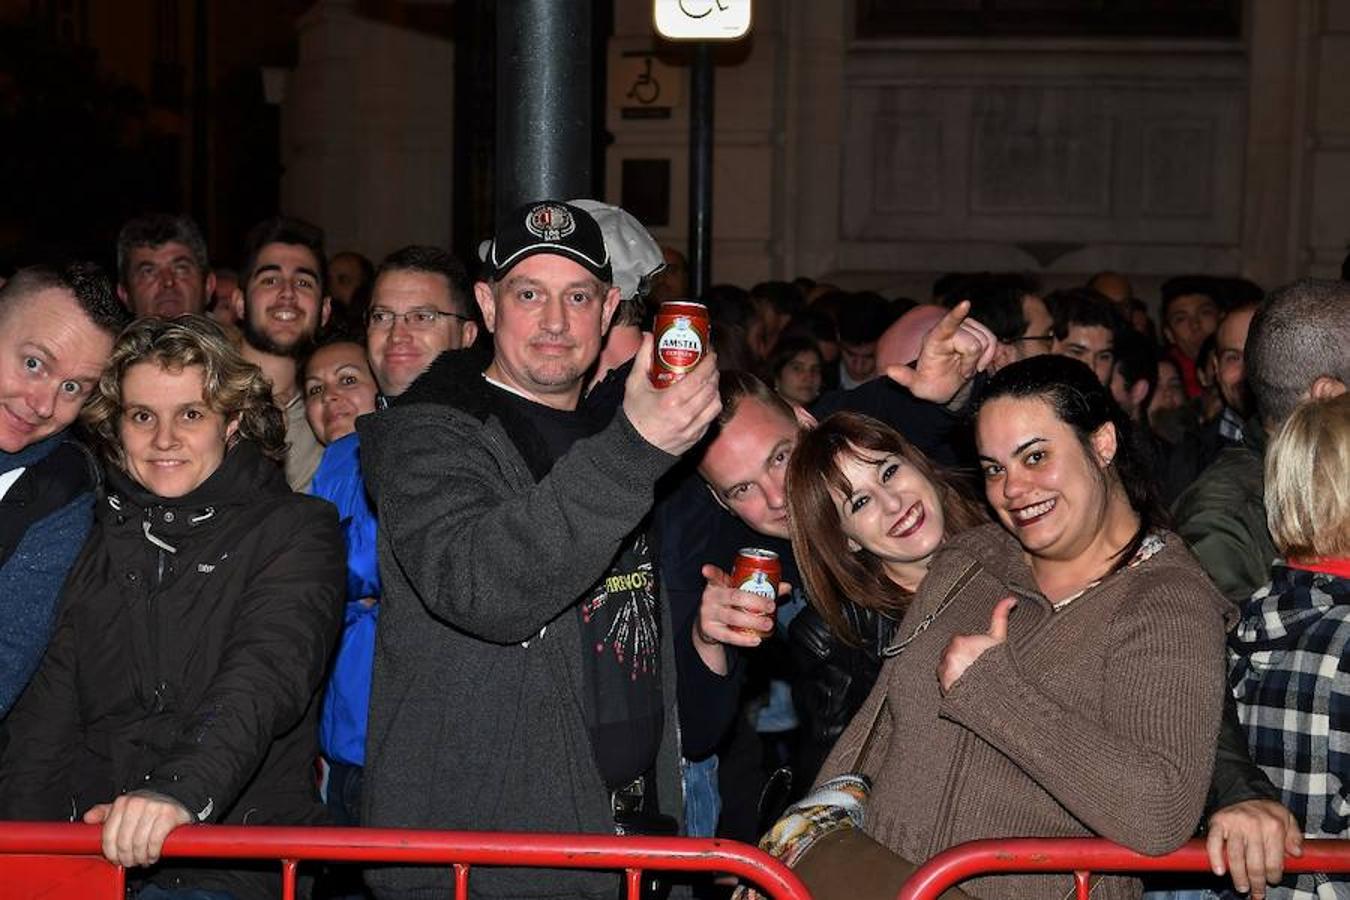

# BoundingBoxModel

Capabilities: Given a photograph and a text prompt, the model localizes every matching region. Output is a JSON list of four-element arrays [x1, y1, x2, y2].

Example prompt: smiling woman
[[0, 315, 345, 899], [303, 338, 379, 446]]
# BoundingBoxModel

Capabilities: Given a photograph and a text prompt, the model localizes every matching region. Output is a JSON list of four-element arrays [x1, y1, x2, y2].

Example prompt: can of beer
[[729, 548, 781, 634], [650, 301, 710, 388]]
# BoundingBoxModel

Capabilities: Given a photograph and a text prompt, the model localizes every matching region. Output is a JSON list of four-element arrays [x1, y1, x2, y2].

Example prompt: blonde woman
[[1229, 393, 1350, 899], [0, 316, 344, 900]]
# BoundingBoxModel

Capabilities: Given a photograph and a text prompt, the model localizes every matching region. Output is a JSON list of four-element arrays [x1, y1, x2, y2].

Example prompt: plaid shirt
[[1229, 563, 1350, 899]]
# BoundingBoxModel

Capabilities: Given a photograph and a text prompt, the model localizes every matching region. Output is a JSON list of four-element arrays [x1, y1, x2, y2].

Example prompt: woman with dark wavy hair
[[0, 315, 344, 900]]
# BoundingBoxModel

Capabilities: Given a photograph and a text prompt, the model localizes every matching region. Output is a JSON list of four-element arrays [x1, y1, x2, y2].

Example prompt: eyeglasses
[[367, 307, 471, 330]]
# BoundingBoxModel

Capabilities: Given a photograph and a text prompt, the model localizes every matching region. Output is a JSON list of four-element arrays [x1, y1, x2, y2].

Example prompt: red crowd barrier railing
[[0, 822, 811, 900], [897, 837, 1350, 900]]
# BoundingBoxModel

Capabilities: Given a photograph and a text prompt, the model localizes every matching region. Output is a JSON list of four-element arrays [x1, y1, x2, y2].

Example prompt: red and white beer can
[[650, 301, 710, 388], [729, 548, 781, 634]]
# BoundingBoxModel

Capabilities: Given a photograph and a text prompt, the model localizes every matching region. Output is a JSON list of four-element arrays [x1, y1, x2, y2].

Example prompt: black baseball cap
[[484, 200, 613, 283]]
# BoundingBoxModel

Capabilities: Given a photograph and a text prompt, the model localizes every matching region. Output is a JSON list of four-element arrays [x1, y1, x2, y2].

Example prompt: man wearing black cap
[[356, 201, 721, 900]]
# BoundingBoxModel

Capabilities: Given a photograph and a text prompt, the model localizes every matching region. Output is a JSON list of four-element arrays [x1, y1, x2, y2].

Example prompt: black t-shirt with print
[[487, 381, 664, 790]]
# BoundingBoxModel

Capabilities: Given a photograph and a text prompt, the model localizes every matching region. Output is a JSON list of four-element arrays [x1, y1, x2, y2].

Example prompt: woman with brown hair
[[0, 315, 344, 900], [784, 410, 987, 782]]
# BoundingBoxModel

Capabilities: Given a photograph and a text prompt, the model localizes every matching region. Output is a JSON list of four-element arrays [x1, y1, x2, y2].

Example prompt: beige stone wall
[[280, 0, 454, 262], [608, 0, 1350, 297], [272, 0, 1349, 292]]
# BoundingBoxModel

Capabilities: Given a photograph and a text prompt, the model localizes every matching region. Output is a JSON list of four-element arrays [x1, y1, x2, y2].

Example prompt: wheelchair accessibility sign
[[614, 50, 682, 119], [653, 0, 752, 41]]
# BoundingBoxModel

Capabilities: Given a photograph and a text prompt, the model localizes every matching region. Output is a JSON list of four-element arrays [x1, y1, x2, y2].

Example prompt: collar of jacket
[[385, 344, 631, 483], [1230, 562, 1350, 652], [942, 524, 1045, 602], [101, 440, 285, 537], [1241, 415, 1268, 456], [0, 429, 68, 474]]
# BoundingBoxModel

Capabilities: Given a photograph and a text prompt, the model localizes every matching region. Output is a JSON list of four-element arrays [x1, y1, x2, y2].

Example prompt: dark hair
[[702, 283, 754, 329], [1160, 276, 1219, 320], [780, 308, 839, 346], [712, 323, 754, 372], [769, 336, 824, 381], [931, 272, 966, 301], [116, 213, 210, 286], [808, 289, 848, 325], [331, 250, 375, 285], [973, 354, 1166, 570], [375, 244, 474, 318], [1194, 333, 1218, 375], [1215, 277, 1264, 311], [787, 411, 988, 643], [1044, 287, 1122, 343], [1246, 278, 1350, 428], [239, 216, 328, 296], [750, 281, 805, 318], [715, 369, 796, 429], [0, 262, 129, 337], [1124, 296, 1159, 346], [837, 292, 894, 345], [939, 272, 1042, 343], [1111, 329, 1159, 413]]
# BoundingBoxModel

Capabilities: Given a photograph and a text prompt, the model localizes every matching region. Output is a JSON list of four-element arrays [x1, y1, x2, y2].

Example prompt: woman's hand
[[937, 597, 1016, 693], [84, 790, 193, 868]]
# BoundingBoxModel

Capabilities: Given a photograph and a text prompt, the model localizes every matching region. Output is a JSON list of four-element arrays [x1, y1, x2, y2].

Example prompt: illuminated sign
[[653, 0, 752, 41]]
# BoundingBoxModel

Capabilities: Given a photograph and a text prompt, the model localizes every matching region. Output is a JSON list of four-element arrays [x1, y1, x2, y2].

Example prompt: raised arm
[[366, 342, 719, 643]]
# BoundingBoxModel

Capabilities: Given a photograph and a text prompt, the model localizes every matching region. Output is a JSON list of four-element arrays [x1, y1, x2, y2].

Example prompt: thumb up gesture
[[937, 596, 1016, 694]]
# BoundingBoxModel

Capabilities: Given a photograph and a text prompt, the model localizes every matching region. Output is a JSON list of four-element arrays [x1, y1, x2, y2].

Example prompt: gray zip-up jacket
[[357, 348, 685, 900]]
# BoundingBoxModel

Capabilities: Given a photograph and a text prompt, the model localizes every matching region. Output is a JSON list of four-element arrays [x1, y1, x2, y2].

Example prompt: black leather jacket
[[787, 602, 898, 785]]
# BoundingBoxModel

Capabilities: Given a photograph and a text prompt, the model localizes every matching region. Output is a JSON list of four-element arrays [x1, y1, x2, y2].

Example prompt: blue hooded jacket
[[311, 433, 381, 766]]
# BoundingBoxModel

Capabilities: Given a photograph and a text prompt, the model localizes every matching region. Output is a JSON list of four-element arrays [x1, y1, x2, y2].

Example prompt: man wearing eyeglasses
[[115, 213, 214, 319], [366, 245, 479, 399]]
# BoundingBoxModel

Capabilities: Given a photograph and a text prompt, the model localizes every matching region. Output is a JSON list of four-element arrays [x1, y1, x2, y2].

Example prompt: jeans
[[682, 755, 721, 838], [325, 760, 364, 827]]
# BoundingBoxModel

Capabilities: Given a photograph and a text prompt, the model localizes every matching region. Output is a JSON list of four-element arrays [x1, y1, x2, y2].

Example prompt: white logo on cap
[[525, 204, 577, 241]]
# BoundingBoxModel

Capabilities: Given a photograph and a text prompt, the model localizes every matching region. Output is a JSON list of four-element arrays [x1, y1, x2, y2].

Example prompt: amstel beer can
[[650, 301, 710, 388], [729, 548, 781, 634]]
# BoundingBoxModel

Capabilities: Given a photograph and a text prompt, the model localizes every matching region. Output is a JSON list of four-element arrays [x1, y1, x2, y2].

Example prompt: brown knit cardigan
[[816, 523, 1233, 900]]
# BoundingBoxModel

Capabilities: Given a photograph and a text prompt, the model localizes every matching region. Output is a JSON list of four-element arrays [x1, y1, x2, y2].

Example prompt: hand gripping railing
[[0, 822, 811, 900], [897, 837, 1350, 900]]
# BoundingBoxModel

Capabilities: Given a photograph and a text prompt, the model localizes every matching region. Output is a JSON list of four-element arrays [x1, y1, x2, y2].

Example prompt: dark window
[[621, 159, 671, 229], [855, 0, 1241, 38]]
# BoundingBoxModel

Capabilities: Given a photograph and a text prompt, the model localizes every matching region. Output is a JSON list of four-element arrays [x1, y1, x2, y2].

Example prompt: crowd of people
[[0, 201, 1347, 900]]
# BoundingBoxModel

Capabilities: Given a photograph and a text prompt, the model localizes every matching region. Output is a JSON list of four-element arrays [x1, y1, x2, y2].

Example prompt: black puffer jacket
[[0, 441, 344, 900], [787, 602, 897, 785]]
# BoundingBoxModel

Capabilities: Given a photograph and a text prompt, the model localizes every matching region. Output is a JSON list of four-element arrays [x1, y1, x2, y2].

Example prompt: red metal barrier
[[897, 837, 1350, 900], [0, 822, 811, 900]]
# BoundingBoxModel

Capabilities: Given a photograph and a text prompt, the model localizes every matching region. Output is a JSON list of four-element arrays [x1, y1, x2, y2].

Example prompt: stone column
[[281, 0, 455, 259]]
